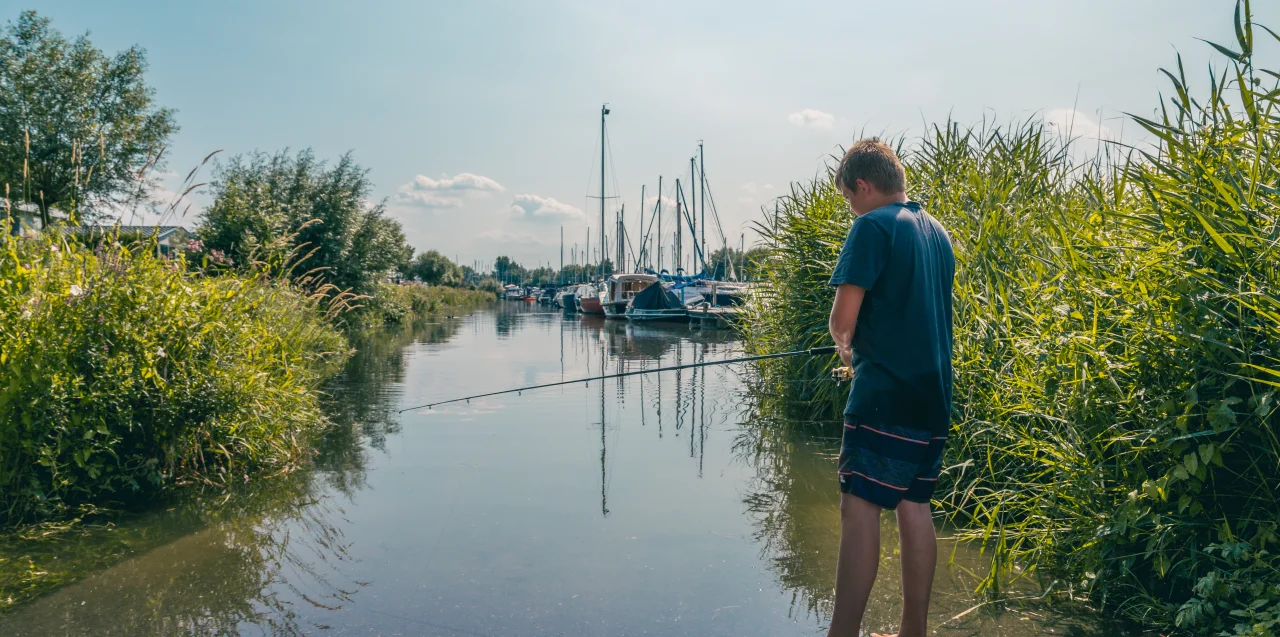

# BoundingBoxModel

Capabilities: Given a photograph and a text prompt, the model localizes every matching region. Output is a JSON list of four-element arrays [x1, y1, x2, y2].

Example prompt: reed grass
[[348, 281, 496, 328], [744, 3, 1280, 634]]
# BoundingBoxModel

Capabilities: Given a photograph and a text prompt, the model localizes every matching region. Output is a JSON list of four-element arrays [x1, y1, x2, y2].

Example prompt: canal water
[[0, 303, 1110, 636]]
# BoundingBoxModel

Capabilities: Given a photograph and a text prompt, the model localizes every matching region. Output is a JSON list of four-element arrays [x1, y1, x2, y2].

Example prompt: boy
[[825, 139, 955, 637]]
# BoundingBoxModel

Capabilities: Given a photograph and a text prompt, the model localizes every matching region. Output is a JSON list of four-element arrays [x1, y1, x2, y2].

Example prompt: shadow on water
[[0, 305, 1120, 635]]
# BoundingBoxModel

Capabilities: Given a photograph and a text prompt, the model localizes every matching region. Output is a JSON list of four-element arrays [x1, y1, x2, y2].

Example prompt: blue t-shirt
[[828, 201, 955, 434]]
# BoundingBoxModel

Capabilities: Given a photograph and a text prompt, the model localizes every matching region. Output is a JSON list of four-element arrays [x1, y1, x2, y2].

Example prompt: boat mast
[[674, 179, 682, 274], [656, 175, 663, 273], [637, 185, 644, 271], [559, 226, 564, 286], [616, 204, 625, 273], [699, 142, 706, 276], [599, 104, 609, 282], [689, 155, 697, 274]]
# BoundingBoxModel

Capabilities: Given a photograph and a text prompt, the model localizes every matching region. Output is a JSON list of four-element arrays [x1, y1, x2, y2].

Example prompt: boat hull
[[625, 308, 688, 322], [580, 296, 605, 315], [603, 301, 629, 318]]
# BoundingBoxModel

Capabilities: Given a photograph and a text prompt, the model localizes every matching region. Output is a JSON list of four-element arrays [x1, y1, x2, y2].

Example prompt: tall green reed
[[745, 3, 1279, 633]]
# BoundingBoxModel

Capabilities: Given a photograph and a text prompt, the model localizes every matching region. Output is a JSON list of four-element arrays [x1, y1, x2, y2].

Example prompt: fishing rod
[[398, 345, 841, 413]]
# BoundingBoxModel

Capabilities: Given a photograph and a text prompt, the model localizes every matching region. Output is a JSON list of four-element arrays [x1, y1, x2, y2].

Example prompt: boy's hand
[[831, 366, 855, 383], [837, 344, 854, 368]]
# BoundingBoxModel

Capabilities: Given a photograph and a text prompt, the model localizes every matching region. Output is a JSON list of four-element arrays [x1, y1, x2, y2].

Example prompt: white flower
[[69, 284, 85, 297], [155, 346, 166, 358]]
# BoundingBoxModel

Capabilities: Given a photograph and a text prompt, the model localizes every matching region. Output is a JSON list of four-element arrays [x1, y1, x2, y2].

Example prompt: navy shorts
[[838, 420, 947, 510]]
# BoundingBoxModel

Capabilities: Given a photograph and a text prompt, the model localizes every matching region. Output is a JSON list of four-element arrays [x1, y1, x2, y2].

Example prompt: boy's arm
[[829, 283, 865, 368]]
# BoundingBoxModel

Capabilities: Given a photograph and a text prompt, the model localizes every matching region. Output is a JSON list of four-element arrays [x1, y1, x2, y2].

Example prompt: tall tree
[[409, 250, 460, 286], [199, 149, 412, 296], [0, 11, 177, 226]]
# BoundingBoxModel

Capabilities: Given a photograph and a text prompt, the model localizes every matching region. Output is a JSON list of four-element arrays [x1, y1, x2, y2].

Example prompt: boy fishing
[[825, 139, 955, 637]]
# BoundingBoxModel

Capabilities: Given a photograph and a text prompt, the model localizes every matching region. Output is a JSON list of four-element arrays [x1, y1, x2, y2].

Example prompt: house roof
[[70, 225, 191, 240]]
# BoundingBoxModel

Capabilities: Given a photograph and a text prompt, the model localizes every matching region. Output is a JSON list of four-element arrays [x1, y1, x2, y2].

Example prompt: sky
[[14, 0, 1276, 270]]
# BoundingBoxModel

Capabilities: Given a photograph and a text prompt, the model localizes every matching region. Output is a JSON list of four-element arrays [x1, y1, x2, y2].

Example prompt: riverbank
[[743, 12, 1279, 636], [0, 230, 495, 609], [352, 281, 497, 328]]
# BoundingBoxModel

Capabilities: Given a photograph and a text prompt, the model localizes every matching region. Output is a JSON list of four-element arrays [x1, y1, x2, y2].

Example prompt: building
[[71, 225, 193, 257]]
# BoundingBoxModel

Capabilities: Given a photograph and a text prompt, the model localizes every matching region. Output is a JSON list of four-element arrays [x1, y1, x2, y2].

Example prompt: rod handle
[[807, 346, 838, 356]]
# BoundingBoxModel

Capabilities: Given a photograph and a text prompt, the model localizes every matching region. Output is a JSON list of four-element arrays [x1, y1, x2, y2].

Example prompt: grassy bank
[[352, 281, 496, 328], [744, 7, 1279, 635], [0, 230, 349, 527]]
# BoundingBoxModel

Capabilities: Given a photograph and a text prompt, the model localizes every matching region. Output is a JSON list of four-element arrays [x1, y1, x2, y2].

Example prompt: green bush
[[0, 231, 348, 525], [744, 5, 1280, 634]]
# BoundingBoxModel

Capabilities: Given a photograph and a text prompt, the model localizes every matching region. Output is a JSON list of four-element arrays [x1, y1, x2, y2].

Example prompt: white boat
[[503, 284, 523, 300], [602, 273, 658, 318]]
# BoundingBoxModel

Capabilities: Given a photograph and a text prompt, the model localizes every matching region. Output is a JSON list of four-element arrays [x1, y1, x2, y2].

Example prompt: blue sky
[[16, 0, 1275, 268]]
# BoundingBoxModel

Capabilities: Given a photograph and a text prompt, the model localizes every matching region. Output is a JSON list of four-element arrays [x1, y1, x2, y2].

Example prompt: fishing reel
[[831, 366, 854, 384]]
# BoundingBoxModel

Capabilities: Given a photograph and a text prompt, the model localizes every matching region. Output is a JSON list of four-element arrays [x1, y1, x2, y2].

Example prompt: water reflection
[[0, 320, 462, 635], [0, 475, 358, 635], [734, 408, 1125, 635]]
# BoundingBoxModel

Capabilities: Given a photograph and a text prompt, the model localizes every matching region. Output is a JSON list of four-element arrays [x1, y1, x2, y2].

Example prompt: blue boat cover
[[630, 281, 684, 311]]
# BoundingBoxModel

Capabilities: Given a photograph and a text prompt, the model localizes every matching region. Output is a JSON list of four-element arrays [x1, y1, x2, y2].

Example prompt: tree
[[0, 11, 177, 226], [493, 255, 521, 284], [409, 250, 460, 286], [705, 246, 770, 280], [198, 149, 412, 296]]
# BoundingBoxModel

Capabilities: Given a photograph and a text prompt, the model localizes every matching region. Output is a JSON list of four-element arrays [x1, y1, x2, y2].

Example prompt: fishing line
[[397, 346, 838, 413]]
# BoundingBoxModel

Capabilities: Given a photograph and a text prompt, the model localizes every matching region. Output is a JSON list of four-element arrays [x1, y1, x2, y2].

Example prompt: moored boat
[[554, 286, 577, 310], [602, 273, 658, 318], [625, 281, 689, 322], [575, 283, 604, 315]]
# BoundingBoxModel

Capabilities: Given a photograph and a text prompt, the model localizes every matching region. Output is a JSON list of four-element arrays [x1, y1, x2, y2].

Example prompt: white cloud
[[788, 109, 835, 130], [509, 194, 584, 220], [474, 228, 549, 244], [408, 172, 505, 193], [394, 172, 505, 209], [395, 191, 465, 209], [643, 195, 678, 211], [1044, 108, 1115, 143], [740, 182, 774, 196], [738, 182, 777, 205]]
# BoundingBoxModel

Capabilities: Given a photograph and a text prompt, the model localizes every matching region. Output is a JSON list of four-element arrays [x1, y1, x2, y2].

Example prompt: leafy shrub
[[0, 231, 347, 525]]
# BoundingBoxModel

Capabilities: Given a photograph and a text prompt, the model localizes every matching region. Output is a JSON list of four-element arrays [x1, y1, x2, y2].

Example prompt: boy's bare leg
[[827, 493, 881, 637], [870, 500, 936, 637]]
